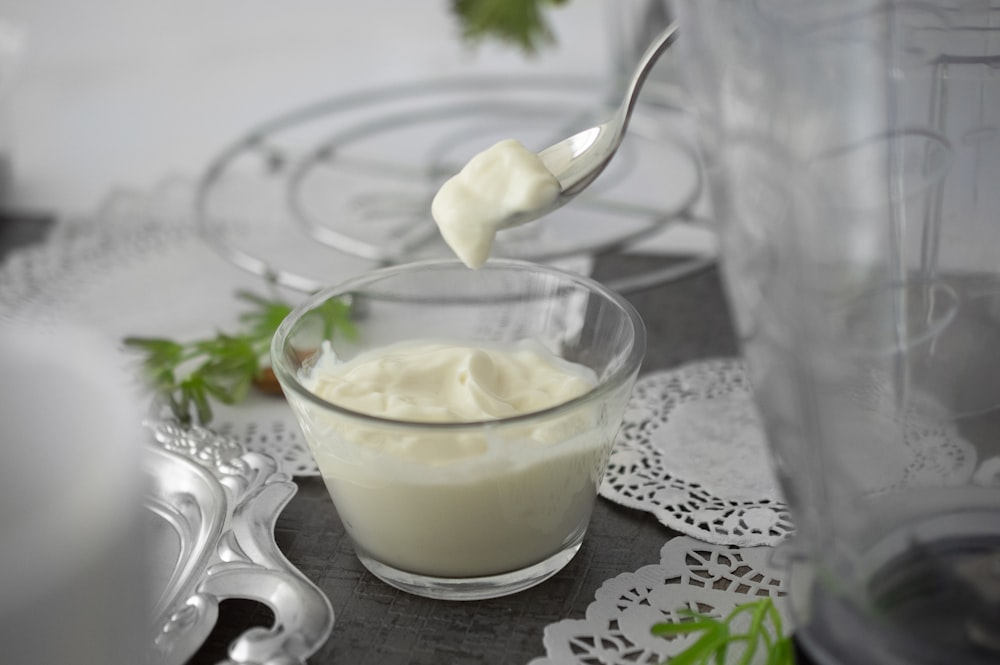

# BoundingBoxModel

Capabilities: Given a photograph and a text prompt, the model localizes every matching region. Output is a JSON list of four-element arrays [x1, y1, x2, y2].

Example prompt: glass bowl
[[271, 258, 645, 600]]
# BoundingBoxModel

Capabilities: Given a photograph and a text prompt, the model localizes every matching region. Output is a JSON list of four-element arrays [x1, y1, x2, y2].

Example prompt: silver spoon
[[501, 20, 680, 229]]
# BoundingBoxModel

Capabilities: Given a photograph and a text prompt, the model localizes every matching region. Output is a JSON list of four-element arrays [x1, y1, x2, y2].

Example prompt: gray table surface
[[190, 254, 740, 665]]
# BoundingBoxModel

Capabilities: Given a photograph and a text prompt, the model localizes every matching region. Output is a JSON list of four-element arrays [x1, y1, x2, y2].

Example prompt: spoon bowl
[[500, 21, 680, 230]]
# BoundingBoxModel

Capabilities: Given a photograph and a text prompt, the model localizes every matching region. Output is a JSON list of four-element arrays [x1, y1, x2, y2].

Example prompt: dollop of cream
[[431, 139, 560, 269], [304, 339, 595, 423]]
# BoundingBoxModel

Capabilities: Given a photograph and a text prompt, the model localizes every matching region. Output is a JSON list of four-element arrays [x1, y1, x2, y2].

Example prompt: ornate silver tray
[[143, 421, 333, 665]]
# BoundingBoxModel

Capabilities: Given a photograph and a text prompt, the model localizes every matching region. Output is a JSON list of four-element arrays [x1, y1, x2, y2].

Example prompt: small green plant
[[450, 0, 570, 54], [652, 597, 794, 665], [124, 290, 353, 426]]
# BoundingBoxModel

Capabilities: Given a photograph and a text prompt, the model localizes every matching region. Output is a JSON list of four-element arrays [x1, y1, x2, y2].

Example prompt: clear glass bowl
[[271, 258, 645, 600]]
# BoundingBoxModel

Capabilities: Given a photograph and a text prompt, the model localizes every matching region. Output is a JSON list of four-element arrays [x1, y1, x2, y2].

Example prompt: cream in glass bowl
[[271, 259, 645, 600]]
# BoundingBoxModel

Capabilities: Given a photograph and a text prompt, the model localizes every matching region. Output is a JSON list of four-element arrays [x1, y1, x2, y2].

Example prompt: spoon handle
[[620, 21, 681, 129]]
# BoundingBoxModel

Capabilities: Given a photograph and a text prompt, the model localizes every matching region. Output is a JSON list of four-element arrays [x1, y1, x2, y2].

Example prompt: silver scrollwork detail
[[144, 421, 333, 665]]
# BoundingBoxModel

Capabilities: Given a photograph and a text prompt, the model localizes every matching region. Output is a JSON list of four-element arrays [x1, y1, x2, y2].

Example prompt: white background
[[2, 0, 612, 215]]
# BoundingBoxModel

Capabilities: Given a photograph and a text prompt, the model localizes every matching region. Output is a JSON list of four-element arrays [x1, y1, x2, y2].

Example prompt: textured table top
[[190, 254, 740, 665]]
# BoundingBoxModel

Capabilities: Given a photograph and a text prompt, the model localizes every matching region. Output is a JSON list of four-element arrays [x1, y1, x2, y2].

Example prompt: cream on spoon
[[431, 139, 559, 269], [430, 22, 680, 268]]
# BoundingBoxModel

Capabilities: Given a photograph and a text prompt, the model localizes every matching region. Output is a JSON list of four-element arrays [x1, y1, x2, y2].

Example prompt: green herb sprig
[[451, 0, 570, 54], [123, 290, 354, 426], [652, 598, 793, 665]]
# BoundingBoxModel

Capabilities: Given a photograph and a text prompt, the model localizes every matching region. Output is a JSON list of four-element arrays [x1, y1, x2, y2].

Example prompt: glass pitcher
[[673, 1, 1000, 662]]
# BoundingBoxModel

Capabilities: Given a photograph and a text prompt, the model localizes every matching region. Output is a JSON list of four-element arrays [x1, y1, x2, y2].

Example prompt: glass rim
[[270, 258, 646, 431]]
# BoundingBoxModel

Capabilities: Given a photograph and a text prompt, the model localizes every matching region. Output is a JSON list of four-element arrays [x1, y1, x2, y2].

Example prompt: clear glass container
[[271, 259, 645, 600], [674, 1, 1000, 662]]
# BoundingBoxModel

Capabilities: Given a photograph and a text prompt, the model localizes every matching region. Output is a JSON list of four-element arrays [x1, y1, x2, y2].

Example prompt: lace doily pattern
[[530, 536, 788, 665], [212, 406, 319, 477], [0, 194, 189, 322], [831, 370, 979, 493], [602, 359, 980, 547], [601, 359, 793, 547]]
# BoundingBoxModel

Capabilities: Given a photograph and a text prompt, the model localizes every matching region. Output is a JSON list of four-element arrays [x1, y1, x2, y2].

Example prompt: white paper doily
[[601, 359, 794, 547], [529, 535, 789, 665], [601, 359, 980, 548]]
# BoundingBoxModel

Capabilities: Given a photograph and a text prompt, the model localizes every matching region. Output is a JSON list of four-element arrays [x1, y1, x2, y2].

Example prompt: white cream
[[431, 139, 560, 269], [288, 339, 619, 578], [305, 340, 594, 424]]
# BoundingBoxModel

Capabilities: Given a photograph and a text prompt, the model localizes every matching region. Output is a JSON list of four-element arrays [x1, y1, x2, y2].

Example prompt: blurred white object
[[0, 323, 143, 665]]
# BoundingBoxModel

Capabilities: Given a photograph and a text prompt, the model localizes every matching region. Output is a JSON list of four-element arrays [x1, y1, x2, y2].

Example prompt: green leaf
[[735, 600, 771, 665], [669, 624, 729, 665], [150, 367, 178, 391], [197, 337, 259, 405], [123, 336, 185, 369], [766, 600, 785, 639], [652, 619, 721, 636], [180, 375, 213, 424], [770, 637, 794, 665], [237, 297, 293, 339], [316, 297, 356, 340], [164, 389, 189, 426], [653, 598, 793, 665], [450, 0, 569, 54], [122, 290, 355, 425]]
